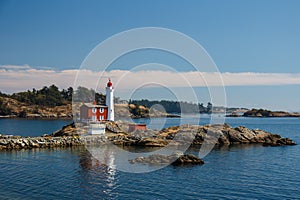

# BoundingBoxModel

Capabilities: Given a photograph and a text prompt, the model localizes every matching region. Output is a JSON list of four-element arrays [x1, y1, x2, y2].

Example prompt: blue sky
[[0, 0, 300, 111]]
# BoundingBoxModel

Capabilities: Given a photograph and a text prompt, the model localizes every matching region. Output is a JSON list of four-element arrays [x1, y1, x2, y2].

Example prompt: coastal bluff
[[0, 122, 296, 150]]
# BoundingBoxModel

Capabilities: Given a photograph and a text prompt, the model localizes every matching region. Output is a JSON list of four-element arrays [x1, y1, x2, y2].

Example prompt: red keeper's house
[[80, 103, 108, 122]]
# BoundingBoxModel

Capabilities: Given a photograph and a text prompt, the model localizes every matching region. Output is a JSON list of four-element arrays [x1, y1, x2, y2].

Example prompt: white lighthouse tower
[[106, 78, 114, 121]]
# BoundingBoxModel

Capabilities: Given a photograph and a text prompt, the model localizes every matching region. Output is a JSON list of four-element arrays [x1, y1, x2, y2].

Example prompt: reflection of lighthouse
[[106, 78, 114, 121], [79, 146, 117, 198]]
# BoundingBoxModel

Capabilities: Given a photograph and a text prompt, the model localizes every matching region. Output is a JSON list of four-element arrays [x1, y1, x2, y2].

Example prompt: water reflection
[[79, 147, 118, 199]]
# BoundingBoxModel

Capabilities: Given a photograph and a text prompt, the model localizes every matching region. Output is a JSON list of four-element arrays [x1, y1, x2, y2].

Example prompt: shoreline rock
[[0, 122, 296, 151], [129, 153, 204, 166], [0, 134, 111, 150], [0, 135, 85, 150]]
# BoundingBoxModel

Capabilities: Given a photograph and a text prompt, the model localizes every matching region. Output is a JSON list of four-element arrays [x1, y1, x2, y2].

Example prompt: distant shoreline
[[226, 108, 300, 118]]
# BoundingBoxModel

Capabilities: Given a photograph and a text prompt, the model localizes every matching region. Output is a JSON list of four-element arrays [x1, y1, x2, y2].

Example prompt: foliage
[[129, 105, 149, 118], [18, 110, 27, 118], [0, 98, 11, 115], [207, 102, 213, 114], [243, 109, 272, 117], [1, 85, 213, 115], [10, 85, 68, 107], [129, 99, 213, 114], [2, 85, 107, 107], [73, 86, 105, 104], [0, 91, 9, 98], [61, 87, 74, 102]]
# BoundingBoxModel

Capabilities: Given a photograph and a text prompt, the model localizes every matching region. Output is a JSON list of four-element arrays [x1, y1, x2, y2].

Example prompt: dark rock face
[[129, 153, 204, 166]]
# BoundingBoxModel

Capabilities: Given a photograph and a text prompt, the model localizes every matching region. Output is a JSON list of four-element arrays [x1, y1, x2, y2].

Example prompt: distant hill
[[0, 96, 72, 118]]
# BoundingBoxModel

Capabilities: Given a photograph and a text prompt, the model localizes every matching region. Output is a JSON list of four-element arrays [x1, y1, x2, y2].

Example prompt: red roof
[[82, 103, 107, 108], [107, 79, 112, 87]]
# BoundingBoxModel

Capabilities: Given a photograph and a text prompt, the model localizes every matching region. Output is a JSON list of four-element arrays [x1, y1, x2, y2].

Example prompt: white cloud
[[0, 65, 300, 94], [0, 65, 31, 70]]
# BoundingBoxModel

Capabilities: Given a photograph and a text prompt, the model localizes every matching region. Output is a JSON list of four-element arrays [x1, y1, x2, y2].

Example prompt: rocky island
[[0, 121, 296, 166], [0, 121, 296, 151], [227, 108, 300, 118]]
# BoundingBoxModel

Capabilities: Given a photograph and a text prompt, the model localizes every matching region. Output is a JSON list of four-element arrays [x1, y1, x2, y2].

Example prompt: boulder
[[137, 138, 169, 147], [172, 154, 205, 165], [129, 153, 204, 166]]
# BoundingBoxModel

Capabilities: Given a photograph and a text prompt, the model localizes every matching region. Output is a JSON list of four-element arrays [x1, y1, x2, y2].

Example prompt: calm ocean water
[[0, 116, 299, 199]]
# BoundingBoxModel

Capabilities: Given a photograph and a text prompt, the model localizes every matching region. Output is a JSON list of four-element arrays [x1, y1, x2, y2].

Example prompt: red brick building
[[80, 103, 108, 122]]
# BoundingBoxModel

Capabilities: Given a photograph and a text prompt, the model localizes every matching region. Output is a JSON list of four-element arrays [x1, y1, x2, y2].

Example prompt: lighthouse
[[79, 79, 115, 123], [106, 78, 114, 121]]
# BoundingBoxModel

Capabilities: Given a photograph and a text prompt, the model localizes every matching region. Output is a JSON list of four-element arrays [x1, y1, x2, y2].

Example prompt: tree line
[[0, 85, 107, 109], [10, 85, 74, 107], [129, 99, 213, 114], [0, 85, 213, 115]]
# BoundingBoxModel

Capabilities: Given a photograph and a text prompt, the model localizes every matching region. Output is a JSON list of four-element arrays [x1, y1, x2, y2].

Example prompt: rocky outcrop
[[226, 111, 242, 117], [50, 122, 296, 147], [129, 153, 204, 165], [226, 109, 300, 118], [0, 135, 85, 150], [243, 109, 300, 118], [0, 96, 72, 119], [155, 124, 296, 147], [0, 134, 110, 150], [0, 122, 296, 151], [103, 123, 296, 147], [51, 122, 77, 136]]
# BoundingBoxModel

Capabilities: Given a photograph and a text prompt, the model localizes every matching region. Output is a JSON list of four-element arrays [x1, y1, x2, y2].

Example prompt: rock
[[51, 122, 77, 136], [136, 138, 169, 147], [129, 153, 204, 166], [226, 111, 242, 117], [155, 123, 296, 147], [0, 139, 9, 145], [263, 137, 296, 147], [172, 154, 205, 165], [243, 109, 300, 118], [218, 134, 230, 145], [29, 140, 39, 148], [0, 122, 296, 151]]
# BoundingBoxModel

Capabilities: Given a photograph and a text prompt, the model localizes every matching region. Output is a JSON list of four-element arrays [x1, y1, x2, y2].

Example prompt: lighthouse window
[[92, 107, 97, 113], [100, 108, 104, 113]]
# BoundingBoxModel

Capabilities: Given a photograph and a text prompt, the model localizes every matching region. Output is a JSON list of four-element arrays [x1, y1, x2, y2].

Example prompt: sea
[[0, 116, 299, 199]]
